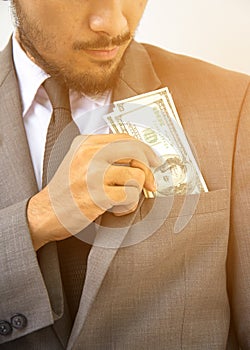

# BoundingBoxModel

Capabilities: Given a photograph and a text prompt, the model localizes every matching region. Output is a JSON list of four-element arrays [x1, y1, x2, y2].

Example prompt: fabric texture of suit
[[0, 38, 250, 349]]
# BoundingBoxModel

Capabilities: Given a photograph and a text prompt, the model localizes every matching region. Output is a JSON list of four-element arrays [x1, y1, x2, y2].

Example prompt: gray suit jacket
[[0, 39, 250, 349]]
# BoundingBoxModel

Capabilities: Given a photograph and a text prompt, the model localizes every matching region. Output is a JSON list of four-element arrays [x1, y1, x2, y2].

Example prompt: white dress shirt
[[12, 37, 111, 190]]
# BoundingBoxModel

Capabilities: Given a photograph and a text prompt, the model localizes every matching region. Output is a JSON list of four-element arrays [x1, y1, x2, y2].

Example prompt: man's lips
[[83, 46, 120, 60]]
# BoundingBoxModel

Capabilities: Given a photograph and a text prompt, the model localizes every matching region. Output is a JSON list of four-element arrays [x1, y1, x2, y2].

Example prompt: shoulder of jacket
[[140, 42, 250, 84]]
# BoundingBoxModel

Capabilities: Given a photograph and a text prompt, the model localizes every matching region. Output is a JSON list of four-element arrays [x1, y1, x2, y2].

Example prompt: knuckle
[[129, 167, 145, 184], [136, 170, 146, 184]]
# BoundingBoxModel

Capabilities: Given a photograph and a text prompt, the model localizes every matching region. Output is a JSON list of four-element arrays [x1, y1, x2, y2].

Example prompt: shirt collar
[[12, 35, 49, 116], [70, 89, 110, 109]]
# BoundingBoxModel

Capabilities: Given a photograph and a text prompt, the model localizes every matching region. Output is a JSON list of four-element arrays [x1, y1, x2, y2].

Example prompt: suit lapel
[[113, 40, 162, 101], [68, 41, 162, 349], [67, 195, 145, 349], [0, 39, 38, 205]]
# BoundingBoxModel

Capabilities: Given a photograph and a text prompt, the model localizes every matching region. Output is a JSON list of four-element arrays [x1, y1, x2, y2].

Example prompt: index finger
[[98, 138, 162, 168]]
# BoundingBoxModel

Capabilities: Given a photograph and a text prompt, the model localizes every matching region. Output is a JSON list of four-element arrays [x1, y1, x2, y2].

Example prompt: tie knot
[[43, 77, 70, 110]]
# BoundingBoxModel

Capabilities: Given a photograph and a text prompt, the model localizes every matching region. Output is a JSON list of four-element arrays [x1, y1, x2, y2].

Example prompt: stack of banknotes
[[103, 87, 208, 198]]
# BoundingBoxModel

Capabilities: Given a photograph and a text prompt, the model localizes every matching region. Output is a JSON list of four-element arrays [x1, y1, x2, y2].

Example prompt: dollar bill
[[113, 87, 181, 126], [104, 88, 208, 198]]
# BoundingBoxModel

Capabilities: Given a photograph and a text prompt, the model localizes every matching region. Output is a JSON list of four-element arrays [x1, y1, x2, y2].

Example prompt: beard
[[11, 0, 132, 95]]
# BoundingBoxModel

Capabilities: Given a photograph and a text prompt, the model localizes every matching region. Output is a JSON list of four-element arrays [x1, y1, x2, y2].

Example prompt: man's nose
[[88, 0, 128, 38]]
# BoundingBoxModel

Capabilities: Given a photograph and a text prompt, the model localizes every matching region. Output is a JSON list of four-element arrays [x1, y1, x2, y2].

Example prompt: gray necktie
[[42, 77, 92, 321], [42, 77, 79, 187]]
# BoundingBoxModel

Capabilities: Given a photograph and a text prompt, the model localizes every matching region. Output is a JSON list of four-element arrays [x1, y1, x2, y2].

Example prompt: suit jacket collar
[[113, 40, 162, 101], [0, 39, 14, 86], [0, 39, 38, 203]]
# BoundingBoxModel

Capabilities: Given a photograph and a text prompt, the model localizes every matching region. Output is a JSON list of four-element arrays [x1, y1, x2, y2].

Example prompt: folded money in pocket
[[103, 87, 208, 198]]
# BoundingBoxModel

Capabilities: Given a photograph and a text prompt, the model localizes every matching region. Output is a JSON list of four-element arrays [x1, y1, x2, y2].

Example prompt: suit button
[[10, 314, 27, 330], [0, 321, 12, 336]]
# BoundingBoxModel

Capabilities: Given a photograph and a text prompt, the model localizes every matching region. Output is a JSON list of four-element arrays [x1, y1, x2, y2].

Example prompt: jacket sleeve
[[0, 199, 56, 344], [228, 83, 250, 349]]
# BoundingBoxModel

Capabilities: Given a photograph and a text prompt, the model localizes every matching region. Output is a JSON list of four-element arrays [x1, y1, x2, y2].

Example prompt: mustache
[[72, 32, 132, 50]]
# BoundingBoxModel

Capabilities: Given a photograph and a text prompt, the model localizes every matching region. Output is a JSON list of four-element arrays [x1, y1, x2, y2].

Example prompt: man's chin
[[60, 60, 123, 95], [61, 70, 119, 95]]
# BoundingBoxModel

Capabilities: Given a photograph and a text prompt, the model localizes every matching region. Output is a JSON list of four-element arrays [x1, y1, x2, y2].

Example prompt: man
[[0, 0, 249, 349]]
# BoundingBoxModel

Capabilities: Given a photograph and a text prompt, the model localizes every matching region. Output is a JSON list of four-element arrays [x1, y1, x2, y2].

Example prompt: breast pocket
[[138, 189, 231, 349], [120, 189, 229, 248]]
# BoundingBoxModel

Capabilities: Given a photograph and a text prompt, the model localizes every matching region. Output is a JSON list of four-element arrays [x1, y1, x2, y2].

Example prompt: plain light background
[[0, 0, 249, 74]]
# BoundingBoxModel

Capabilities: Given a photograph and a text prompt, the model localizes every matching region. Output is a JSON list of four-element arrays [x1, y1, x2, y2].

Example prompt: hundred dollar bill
[[104, 91, 208, 198], [113, 87, 181, 126]]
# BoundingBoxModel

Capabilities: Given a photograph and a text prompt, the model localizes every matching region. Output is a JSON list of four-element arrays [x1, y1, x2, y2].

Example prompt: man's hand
[[27, 134, 160, 251]]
